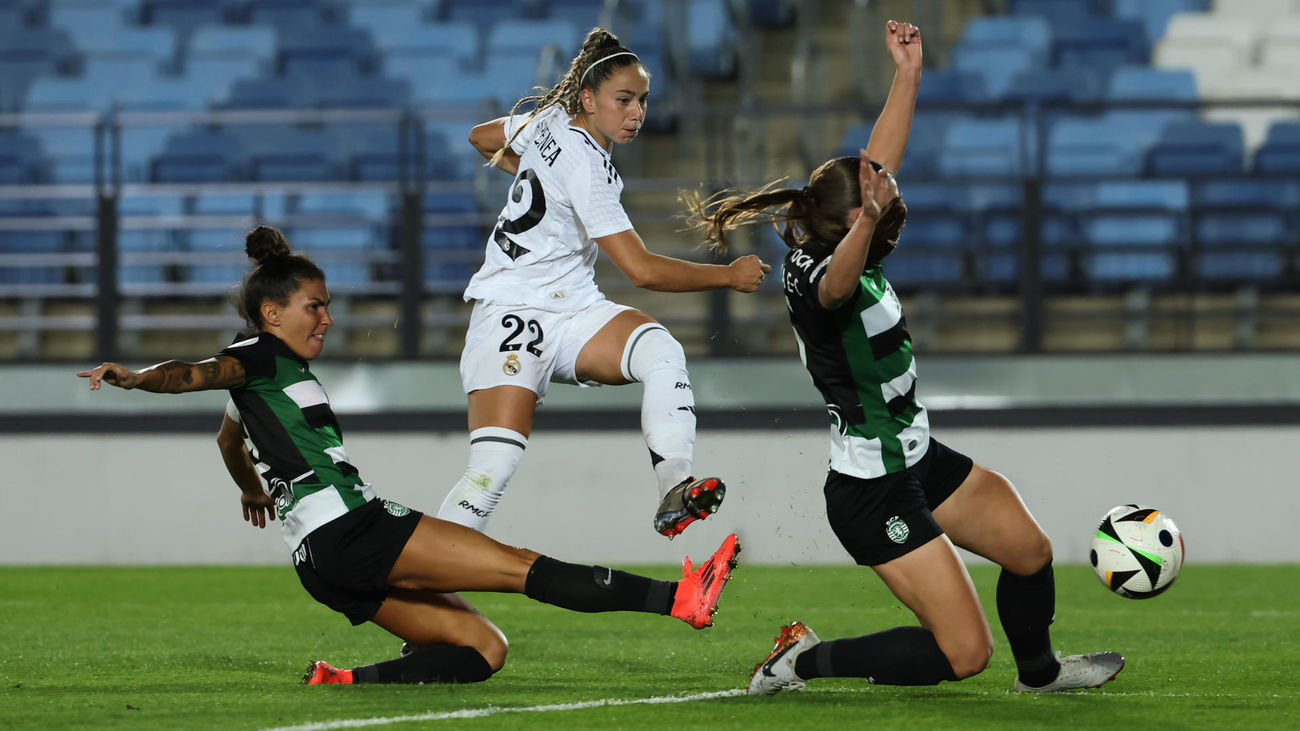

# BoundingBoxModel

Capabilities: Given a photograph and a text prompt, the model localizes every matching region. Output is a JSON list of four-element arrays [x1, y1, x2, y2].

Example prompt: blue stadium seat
[[950, 46, 1039, 100], [424, 116, 478, 179], [0, 129, 46, 183], [1112, 0, 1211, 44], [423, 190, 483, 288], [1254, 121, 1300, 175], [277, 25, 375, 77], [0, 56, 57, 113], [76, 26, 179, 69], [117, 229, 175, 288], [1081, 180, 1189, 284], [183, 228, 248, 285], [440, 0, 524, 37], [384, 54, 467, 104], [295, 190, 391, 219], [142, 0, 235, 41], [188, 26, 277, 63], [938, 116, 1028, 178], [960, 15, 1053, 58], [236, 126, 339, 181], [487, 18, 580, 57], [0, 230, 67, 286], [183, 56, 265, 107], [369, 20, 477, 66], [545, 0, 608, 29], [333, 124, 409, 181], [914, 68, 989, 104], [246, 0, 332, 30], [686, 0, 737, 79], [1104, 66, 1198, 148], [1003, 67, 1105, 104], [1044, 117, 1146, 177], [21, 123, 99, 183], [152, 127, 246, 182], [224, 76, 314, 109], [1051, 17, 1149, 73], [1145, 121, 1244, 176], [120, 125, 180, 183], [345, 0, 431, 38], [24, 76, 110, 111]]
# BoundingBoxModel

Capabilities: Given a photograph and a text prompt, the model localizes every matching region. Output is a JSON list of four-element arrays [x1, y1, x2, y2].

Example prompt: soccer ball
[[1089, 504, 1184, 599]]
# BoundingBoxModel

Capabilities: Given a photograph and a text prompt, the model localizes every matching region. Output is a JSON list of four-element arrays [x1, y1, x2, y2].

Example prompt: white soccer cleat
[[1013, 651, 1125, 692], [747, 621, 820, 696]]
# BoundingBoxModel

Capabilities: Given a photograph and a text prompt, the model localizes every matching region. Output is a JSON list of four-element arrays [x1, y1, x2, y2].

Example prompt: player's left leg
[[303, 590, 506, 685], [574, 308, 723, 537], [933, 463, 1123, 690]]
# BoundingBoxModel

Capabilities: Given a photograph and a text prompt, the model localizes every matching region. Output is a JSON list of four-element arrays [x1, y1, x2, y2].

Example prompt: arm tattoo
[[143, 356, 245, 393]]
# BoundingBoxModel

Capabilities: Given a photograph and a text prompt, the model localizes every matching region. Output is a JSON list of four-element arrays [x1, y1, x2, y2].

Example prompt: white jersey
[[463, 105, 634, 312]]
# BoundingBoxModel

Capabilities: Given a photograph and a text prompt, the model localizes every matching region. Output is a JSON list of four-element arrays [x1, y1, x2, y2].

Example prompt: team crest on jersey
[[382, 500, 411, 517], [503, 353, 521, 376], [270, 477, 295, 518], [885, 515, 910, 544]]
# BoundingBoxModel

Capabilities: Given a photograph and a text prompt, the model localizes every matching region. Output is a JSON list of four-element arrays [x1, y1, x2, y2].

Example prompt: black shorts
[[292, 498, 423, 625], [824, 437, 974, 566]]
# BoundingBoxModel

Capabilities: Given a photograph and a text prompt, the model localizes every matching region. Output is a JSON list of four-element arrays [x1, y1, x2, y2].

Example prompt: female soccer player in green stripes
[[681, 20, 1123, 695], [77, 225, 738, 685]]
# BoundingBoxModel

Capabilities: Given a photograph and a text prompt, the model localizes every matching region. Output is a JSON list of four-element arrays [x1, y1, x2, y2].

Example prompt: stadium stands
[[0, 0, 1296, 359]]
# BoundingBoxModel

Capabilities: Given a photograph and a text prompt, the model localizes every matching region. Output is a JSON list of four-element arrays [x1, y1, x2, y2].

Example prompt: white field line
[[259, 688, 748, 731], [259, 685, 1292, 731]]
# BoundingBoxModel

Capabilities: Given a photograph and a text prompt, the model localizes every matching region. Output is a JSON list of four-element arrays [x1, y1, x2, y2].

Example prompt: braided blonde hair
[[488, 27, 645, 168]]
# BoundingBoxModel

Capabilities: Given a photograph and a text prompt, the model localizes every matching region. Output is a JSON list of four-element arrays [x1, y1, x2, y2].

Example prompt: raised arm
[[217, 411, 275, 529], [864, 20, 922, 175], [469, 116, 521, 175], [597, 229, 770, 293], [77, 355, 245, 393]]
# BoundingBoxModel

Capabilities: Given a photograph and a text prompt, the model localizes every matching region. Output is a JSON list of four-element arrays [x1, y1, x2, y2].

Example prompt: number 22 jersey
[[463, 104, 634, 312]]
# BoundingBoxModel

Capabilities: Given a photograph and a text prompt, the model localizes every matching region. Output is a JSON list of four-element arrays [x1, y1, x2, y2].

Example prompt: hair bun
[[245, 226, 290, 263]]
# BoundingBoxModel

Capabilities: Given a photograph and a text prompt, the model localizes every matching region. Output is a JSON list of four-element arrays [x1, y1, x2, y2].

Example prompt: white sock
[[620, 323, 696, 498], [435, 426, 527, 532]]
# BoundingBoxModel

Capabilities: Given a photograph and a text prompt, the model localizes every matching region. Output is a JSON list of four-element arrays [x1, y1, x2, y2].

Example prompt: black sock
[[352, 644, 493, 684], [524, 555, 674, 614], [793, 626, 959, 686], [997, 560, 1060, 687]]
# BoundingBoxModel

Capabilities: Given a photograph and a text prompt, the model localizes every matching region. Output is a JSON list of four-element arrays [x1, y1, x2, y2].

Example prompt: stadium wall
[[7, 353, 1300, 566]]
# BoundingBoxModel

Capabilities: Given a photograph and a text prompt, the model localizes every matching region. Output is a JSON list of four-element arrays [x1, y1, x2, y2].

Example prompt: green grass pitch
[[2, 563, 1296, 730]]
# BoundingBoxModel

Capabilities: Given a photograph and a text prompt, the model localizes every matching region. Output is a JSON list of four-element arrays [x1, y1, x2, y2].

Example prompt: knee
[[1005, 533, 1054, 577], [946, 637, 994, 680], [475, 629, 510, 672]]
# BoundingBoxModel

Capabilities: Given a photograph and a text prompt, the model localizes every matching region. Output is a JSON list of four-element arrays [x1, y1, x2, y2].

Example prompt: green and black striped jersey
[[782, 240, 930, 478], [220, 332, 375, 548]]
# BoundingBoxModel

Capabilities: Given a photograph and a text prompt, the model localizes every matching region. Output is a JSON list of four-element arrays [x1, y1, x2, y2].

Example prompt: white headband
[[579, 51, 639, 86]]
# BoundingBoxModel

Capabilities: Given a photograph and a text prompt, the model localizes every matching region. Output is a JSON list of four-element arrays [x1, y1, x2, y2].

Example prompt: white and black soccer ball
[[1090, 504, 1185, 599]]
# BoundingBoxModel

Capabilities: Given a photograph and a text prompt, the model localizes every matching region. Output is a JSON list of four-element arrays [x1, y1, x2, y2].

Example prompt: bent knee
[[946, 639, 994, 680], [1005, 534, 1054, 577]]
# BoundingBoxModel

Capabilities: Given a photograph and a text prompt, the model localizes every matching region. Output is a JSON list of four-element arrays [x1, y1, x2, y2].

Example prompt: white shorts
[[459, 299, 632, 402]]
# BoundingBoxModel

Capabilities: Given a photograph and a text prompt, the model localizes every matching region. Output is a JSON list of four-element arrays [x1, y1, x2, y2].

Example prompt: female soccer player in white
[[438, 28, 771, 538], [682, 20, 1125, 694]]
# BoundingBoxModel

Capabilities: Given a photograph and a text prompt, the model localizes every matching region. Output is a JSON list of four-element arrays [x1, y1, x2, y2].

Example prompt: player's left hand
[[885, 20, 921, 72], [241, 489, 276, 529]]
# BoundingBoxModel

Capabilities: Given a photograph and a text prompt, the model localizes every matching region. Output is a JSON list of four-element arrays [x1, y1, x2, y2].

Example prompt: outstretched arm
[[865, 20, 922, 175], [469, 117, 521, 175], [77, 355, 245, 393], [217, 411, 275, 529], [597, 229, 771, 293]]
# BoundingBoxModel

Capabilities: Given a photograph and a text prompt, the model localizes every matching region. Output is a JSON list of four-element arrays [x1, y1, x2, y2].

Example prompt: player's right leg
[[386, 515, 740, 628]]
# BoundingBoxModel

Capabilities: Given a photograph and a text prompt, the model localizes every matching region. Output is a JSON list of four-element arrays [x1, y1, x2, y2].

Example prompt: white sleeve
[[504, 112, 539, 155], [571, 156, 633, 240], [225, 398, 241, 423]]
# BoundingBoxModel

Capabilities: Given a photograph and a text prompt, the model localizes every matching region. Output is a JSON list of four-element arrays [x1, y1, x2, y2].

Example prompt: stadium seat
[[0, 229, 67, 286], [277, 25, 375, 77], [183, 227, 249, 285], [295, 190, 391, 219], [423, 190, 483, 289], [544, 0, 609, 29], [345, 0, 430, 38], [151, 127, 246, 182], [20, 123, 100, 183], [1198, 68, 1300, 157], [0, 129, 46, 183], [1044, 117, 1145, 177], [237, 126, 339, 182], [938, 116, 1028, 178], [914, 69, 989, 104], [1254, 121, 1300, 174], [141, 0, 235, 41], [1153, 12, 1259, 86], [317, 74, 411, 108], [188, 26, 277, 63], [949, 45, 1039, 100], [1145, 121, 1244, 176], [367, 20, 478, 68], [1051, 17, 1149, 73], [246, 0, 332, 30], [685, 0, 737, 80], [1112, 0, 1212, 44], [1003, 67, 1105, 104], [1080, 180, 1189, 284]]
